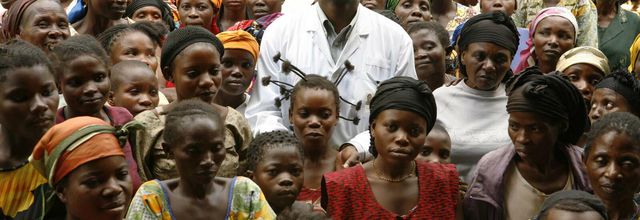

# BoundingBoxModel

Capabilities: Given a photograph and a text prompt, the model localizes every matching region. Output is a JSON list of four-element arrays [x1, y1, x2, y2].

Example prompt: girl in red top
[[321, 76, 460, 219]]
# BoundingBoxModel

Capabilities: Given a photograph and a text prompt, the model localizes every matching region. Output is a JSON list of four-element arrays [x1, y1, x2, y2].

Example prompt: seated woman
[[433, 11, 519, 181], [515, 7, 578, 74], [0, 40, 59, 219], [127, 99, 275, 219], [214, 30, 259, 114], [0, 0, 71, 52], [31, 117, 134, 220], [584, 112, 640, 220], [464, 67, 592, 219], [555, 46, 611, 107], [133, 26, 252, 181], [589, 70, 640, 123], [322, 77, 460, 219]]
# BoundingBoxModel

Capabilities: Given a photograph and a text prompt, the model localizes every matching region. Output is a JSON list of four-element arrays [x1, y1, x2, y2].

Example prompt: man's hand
[[335, 144, 361, 171]]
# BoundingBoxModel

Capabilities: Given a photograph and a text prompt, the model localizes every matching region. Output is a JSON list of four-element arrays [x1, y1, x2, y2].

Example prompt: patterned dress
[[512, 0, 598, 47], [321, 162, 459, 219], [126, 177, 275, 219], [0, 162, 48, 219]]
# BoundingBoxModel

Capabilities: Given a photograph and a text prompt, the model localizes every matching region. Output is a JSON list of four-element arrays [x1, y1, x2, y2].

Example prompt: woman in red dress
[[321, 76, 461, 219]]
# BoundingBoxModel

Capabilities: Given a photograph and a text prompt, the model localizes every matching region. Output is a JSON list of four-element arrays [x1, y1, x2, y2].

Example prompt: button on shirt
[[317, 5, 357, 62]]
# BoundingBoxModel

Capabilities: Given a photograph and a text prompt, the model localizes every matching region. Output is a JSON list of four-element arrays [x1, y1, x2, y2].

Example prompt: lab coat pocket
[[364, 57, 392, 85]]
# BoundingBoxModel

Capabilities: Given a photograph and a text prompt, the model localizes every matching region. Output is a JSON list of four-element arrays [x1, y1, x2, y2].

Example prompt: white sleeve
[[345, 130, 373, 161], [244, 22, 289, 136], [395, 32, 417, 78]]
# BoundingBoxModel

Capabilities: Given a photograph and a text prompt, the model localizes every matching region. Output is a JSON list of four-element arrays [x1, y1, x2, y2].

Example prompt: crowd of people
[[1, 0, 640, 219]]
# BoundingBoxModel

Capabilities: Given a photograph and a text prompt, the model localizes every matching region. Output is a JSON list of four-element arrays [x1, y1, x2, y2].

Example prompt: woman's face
[[110, 31, 159, 72], [57, 156, 132, 220], [462, 42, 512, 91], [480, 0, 516, 16], [360, 0, 385, 10], [89, 0, 130, 20], [586, 131, 640, 204], [248, 0, 281, 18], [589, 88, 633, 123], [289, 88, 338, 151], [165, 118, 225, 185], [19, 0, 70, 53], [0, 65, 58, 143], [394, 0, 432, 28], [411, 28, 446, 90], [168, 43, 222, 103], [219, 49, 255, 97], [178, 0, 214, 30], [371, 109, 427, 163], [533, 16, 576, 71], [562, 63, 604, 105], [131, 6, 163, 23], [508, 112, 564, 163], [60, 56, 111, 117]]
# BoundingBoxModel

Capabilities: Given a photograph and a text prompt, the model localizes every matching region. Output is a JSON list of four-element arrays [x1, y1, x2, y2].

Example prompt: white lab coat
[[245, 3, 417, 148]]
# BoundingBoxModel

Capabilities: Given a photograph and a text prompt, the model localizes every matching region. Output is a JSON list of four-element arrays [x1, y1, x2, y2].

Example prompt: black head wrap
[[595, 70, 640, 115], [161, 26, 224, 80], [368, 77, 437, 157], [456, 11, 519, 78], [532, 190, 608, 220], [505, 67, 590, 144], [125, 0, 176, 31]]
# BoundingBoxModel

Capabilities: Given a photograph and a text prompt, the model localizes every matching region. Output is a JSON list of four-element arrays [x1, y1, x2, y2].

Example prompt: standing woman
[[584, 112, 640, 220], [31, 117, 134, 220], [0, 0, 71, 52], [589, 70, 640, 123], [0, 40, 59, 219], [408, 21, 451, 90], [386, 0, 432, 28], [514, 7, 578, 74], [218, 0, 248, 31], [597, 0, 640, 71], [464, 68, 592, 219], [124, 0, 176, 30], [434, 11, 519, 181], [628, 34, 640, 75], [555, 46, 611, 106], [176, 0, 221, 33], [322, 77, 460, 219], [72, 0, 131, 36]]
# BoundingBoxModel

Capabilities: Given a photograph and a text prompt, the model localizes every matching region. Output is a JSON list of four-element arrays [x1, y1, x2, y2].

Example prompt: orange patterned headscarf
[[216, 30, 259, 61], [30, 117, 124, 185]]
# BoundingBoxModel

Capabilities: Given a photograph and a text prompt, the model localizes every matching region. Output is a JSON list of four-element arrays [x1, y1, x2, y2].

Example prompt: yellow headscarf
[[556, 46, 611, 76], [216, 30, 260, 62], [628, 34, 640, 73]]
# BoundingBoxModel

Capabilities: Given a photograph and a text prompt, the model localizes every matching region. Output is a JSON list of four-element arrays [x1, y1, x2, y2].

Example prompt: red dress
[[322, 161, 459, 219]]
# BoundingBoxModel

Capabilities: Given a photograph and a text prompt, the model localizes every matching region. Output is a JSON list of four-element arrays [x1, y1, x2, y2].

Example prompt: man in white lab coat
[[245, 0, 416, 150]]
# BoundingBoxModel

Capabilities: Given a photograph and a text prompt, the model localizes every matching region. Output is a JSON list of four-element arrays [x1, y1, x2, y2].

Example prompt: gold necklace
[[372, 159, 416, 182]]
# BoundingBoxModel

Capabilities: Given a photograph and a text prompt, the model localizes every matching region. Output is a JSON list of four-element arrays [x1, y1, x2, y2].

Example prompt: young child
[[0, 40, 60, 219], [127, 99, 275, 219], [245, 130, 305, 214], [214, 30, 259, 114], [288, 75, 340, 205], [416, 123, 452, 164], [108, 60, 160, 116], [49, 35, 142, 190], [584, 112, 640, 220]]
